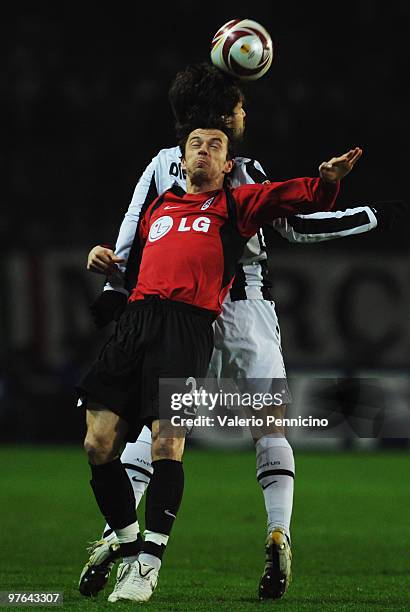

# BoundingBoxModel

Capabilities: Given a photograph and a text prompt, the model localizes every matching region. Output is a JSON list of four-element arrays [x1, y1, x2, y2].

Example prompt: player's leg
[[80, 405, 143, 596], [85, 407, 141, 549], [250, 403, 294, 544], [140, 420, 186, 565], [215, 298, 294, 599], [76, 301, 157, 598], [214, 300, 295, 540], [79, 427, 153, 596], [100, 427, 153, 541], [108, 421, 186, 604], [253, 413, 294, 600]]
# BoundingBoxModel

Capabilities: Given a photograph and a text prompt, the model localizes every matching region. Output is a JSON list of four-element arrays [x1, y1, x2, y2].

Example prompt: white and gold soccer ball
[[211, 18, 273, 81]]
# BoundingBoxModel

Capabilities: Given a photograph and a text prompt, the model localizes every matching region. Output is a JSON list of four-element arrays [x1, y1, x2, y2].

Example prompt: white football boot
[[108, 559, 159, 603], [78, 534, 120, 597]]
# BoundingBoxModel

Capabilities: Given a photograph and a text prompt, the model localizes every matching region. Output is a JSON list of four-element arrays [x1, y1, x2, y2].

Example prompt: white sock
[[116, 521, 140, 563], [102, 428, 153, 541], [256, 435, 295, 540], [115, 520, 140, 544], [144, 530, 169, 547], [138, 554, 161, 570]]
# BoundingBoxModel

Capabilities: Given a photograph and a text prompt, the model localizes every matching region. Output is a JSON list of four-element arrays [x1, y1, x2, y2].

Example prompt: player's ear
[[181, 157, 187, 170], [223, 159, 234, 174]]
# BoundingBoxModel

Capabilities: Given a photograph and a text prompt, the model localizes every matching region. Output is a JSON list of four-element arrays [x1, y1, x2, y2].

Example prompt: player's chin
[[191, 168, 209, 185]]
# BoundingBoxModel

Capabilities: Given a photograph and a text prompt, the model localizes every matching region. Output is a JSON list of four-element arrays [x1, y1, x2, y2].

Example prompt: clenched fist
[[87, 245, 125, 276]]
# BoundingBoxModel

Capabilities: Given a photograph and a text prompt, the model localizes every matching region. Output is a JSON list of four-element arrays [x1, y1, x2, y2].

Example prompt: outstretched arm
[[234, 148, 363, 237], [272, 199, 406, 243], [272, 206, 377, 242]]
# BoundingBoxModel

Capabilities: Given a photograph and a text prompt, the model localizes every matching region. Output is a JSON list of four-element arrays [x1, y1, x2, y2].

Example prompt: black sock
[[142, 459, 184, 559], [120, 537, 143, 558], [90, 458, 137, 529]]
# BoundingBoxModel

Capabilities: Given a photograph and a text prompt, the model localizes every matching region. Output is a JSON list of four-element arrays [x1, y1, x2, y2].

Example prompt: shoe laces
[[86, 539, 105, 554], [111, 563, 132, 591]]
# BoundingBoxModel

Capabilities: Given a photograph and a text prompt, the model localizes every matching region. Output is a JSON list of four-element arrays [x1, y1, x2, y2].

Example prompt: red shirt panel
[[129, 178, 339, 314]]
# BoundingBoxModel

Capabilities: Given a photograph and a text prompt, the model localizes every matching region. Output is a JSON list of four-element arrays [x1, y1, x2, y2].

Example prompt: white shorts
[[209, 299, 287, 380]]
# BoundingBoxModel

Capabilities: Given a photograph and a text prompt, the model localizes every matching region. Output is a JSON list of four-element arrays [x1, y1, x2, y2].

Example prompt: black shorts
[[76, 296, 215, 441]]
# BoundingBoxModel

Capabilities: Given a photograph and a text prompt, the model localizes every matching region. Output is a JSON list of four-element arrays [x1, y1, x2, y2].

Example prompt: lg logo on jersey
[[148, 215, 174, 242], [178, 217, 210, 233], [148, 216, 211, 242]]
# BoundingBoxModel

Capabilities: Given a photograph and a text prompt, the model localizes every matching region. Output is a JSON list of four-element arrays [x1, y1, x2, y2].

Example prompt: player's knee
[[151, 435, 184, 461], [84, 431, 117, 464], [252, 404, 288, 443]]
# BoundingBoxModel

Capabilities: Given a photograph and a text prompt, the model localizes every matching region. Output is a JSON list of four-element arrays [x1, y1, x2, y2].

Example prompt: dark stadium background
[[1, 2, 409, 444]]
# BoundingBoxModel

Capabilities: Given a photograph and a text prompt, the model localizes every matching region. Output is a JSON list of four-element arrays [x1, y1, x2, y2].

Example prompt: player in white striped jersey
[[78, 63, 404, 601]]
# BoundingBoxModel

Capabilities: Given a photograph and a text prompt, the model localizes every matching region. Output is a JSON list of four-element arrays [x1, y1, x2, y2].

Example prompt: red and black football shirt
[[129, 177, 339, 314]]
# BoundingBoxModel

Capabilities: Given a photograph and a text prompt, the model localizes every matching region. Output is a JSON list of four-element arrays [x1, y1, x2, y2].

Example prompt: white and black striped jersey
[[105, 146, 378, 300], [272, 207, 377, 242]]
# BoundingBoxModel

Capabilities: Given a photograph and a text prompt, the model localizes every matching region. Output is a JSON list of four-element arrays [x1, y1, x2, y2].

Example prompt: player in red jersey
[[76, 120, 362, 604]]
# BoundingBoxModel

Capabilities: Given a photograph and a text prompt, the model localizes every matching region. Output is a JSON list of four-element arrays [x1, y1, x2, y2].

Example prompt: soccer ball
[[211, 19, 273, 81]]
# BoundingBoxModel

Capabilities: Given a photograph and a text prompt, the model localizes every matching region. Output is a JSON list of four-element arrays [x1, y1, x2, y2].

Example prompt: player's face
[[225, 100, 246, 138], [182, 129, 234, 187]]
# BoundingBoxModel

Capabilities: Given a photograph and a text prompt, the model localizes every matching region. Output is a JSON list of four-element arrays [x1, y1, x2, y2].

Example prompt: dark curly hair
[[169, 62, 244, 140]]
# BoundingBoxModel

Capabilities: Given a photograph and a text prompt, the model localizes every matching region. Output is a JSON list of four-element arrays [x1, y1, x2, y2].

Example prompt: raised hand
[[319, 147, 363, 183]]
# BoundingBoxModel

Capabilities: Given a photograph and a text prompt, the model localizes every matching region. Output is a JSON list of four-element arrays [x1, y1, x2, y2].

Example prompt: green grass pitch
[[0, 447, 409, 611]]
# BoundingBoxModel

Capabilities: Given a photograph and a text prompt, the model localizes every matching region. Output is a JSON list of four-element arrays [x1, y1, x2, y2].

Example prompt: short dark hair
[[178, 114, 236, 160], [169, 62, 244, 136]]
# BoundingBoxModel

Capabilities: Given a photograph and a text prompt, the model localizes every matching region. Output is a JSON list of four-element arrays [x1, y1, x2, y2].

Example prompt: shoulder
[[231, 157, 267, 186], [155, 146, 184, 176], [230, 183, 262, 202], [232, 156, 253, 171], [152, 146, 186, 192], [231, 183, 262, 194], [156, 145, 182, 162], [233, 156, 263, 167], [145, 146, 181, 168]]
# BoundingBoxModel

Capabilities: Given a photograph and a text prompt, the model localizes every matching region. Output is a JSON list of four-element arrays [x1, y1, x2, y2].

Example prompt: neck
[[186, 176, 224, 194]]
